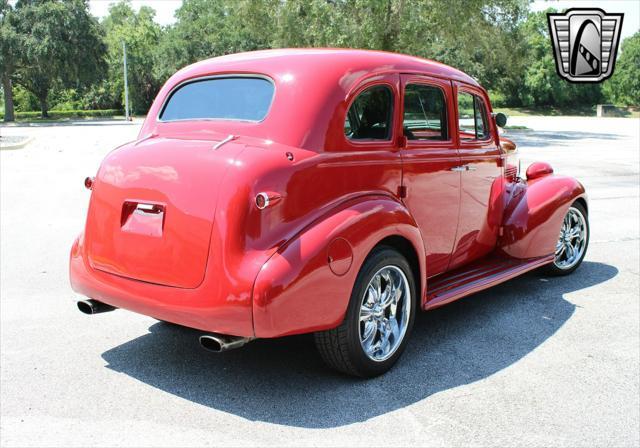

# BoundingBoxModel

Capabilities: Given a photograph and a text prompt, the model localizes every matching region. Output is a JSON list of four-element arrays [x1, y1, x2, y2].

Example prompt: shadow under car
[[101, 261, 617, 428]]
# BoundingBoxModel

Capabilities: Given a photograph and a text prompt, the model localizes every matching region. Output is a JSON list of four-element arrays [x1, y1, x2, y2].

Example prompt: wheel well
[[573, 197, 588, 215], [374, 235, 421, 305]]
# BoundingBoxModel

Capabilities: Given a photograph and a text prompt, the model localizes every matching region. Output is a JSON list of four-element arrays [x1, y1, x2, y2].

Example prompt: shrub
[[0, 109, 124, 120], [13, 85, 39, 112], [488, 90, 508, 108]]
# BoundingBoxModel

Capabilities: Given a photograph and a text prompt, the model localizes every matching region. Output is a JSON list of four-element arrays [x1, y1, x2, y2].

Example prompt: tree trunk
[[2, 74, 15, 122], [38, 95, 49, 118]]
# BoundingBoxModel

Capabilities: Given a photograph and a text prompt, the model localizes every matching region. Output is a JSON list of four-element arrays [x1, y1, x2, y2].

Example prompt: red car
[[70, 49, 589, 377]]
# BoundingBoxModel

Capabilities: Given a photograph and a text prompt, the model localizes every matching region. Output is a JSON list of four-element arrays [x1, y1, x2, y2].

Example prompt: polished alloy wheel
[[358, 265, 411, 362], [554, 206, 588, 270]]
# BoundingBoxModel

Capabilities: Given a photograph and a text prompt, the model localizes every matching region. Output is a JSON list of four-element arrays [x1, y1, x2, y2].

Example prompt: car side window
[[344, 85, 393, 140], [403, 84, 448, 141], [458, 91, 490, 141]]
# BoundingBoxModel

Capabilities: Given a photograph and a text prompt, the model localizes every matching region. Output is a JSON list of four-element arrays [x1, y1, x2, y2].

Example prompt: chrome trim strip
[[212, 134, 238, 150]]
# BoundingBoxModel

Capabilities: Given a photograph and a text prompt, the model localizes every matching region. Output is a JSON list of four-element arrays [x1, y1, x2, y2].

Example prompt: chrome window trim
[[157, 73, 276, 124]]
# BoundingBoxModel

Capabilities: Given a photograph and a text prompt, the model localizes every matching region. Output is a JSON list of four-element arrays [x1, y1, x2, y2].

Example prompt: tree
[[273, 0, 529, 93], [514, 9, 602, 108], [12, 0, 106, 117], [157, 0, 278, 80], [0, 0, 20, 122], [603, 32, 640, 106], [102, 1, 164, 114]]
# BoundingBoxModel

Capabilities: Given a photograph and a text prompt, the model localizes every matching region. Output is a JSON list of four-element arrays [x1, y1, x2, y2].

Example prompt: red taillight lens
[[84, 177, 94, 190]]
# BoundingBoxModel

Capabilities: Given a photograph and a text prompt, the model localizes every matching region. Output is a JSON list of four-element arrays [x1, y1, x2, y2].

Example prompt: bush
[[488, 90, 508, 108], [50, 89, 84, 111], [0, 109, 124, 120], [81, 81, 120, 110], [13, 85, 39, 112]]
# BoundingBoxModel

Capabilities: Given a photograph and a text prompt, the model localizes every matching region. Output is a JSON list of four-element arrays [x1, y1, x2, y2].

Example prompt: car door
[[399, 74, 461, 278], [448, 83, 504, 270]]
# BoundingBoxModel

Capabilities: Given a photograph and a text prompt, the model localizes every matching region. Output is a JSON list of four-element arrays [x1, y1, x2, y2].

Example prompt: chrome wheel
[[554, 206, 588, 270], [359, 265, 411, 362]]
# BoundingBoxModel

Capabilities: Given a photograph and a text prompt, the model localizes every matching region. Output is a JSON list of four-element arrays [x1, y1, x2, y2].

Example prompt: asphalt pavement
[[1, 116, 638, 447]]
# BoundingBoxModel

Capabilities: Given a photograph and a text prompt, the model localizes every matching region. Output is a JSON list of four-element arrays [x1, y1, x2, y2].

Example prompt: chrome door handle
[[450, 165, 477, 172]]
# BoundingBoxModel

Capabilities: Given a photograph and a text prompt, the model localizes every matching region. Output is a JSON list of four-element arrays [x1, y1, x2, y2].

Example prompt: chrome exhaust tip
[[199, 334, 252, 353], [77, 299, 116, 315]]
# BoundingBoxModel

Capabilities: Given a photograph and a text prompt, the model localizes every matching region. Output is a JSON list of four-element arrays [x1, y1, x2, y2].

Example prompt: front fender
[[252, 195, 425, 338], [501, 174, 587, 259]]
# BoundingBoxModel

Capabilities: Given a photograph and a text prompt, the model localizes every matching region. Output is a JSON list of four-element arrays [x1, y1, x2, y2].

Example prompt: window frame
[[472, 95, 490, 140], [343, 82, 395, 144], [402, 82, 450, 143], [456, 87, 493, 144], [157, 74, 276, 123], [399, 75, 455, 151]]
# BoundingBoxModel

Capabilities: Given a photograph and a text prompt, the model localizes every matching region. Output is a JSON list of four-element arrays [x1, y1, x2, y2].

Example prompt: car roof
[[176, 48, 480, 87], [141, 48, 483, 151]]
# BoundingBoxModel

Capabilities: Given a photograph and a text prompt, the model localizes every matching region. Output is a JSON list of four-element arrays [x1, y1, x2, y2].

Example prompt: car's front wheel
[[544, 201, 589, 276], [314, 246, 416, 377]]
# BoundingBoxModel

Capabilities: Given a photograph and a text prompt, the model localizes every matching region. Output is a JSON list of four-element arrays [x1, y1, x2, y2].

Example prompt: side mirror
[[494, 112, 507, 128]]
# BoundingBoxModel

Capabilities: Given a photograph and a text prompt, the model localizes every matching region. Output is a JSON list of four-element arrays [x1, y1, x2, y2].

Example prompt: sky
[[87, 0, 639, 40]]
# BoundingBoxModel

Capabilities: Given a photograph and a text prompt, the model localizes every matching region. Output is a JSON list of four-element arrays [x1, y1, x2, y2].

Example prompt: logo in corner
[[547, 8, 624, 83]]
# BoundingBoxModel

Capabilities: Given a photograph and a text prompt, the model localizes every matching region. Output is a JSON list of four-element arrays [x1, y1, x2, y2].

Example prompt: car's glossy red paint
[[70, 48, 587, 339]]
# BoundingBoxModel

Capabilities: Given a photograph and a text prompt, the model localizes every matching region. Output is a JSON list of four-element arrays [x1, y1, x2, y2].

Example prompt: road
[[1, 117, 638, 447]]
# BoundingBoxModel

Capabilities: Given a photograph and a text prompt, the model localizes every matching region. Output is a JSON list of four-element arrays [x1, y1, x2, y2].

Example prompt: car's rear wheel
[[543, 201, 589, 276], [314, 247, 416, 377]]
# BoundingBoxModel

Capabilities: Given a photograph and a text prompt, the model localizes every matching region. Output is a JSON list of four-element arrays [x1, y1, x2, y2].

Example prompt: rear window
[[159, 77, 274, 122]]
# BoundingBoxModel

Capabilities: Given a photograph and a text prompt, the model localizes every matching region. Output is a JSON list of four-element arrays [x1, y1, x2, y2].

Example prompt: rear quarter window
[[344, 85, 393, 140], [160, 76, 274, 122]]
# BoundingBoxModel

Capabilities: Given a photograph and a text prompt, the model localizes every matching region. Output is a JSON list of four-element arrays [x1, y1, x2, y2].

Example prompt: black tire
[[314, 246, 417, 377], [542, 201, 589, 276]]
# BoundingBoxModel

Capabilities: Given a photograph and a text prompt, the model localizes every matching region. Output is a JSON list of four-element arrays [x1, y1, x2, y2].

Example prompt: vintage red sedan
[[70, 49, 589, 377]]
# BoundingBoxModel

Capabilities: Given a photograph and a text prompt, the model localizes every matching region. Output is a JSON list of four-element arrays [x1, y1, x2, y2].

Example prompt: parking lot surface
[[1, 117, 639, 447]]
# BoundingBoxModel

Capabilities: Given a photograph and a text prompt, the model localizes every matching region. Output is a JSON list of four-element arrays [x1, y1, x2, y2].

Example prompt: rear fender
[[500, 174, 587, 259], [252, 195, 425, 338]]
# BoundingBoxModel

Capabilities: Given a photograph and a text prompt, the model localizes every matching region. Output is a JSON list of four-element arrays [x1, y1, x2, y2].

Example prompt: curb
[[0, 136, 34, 150]]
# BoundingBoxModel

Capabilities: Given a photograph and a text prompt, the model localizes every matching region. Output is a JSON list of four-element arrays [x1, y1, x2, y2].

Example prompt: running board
[[424, 254, 554, 310]]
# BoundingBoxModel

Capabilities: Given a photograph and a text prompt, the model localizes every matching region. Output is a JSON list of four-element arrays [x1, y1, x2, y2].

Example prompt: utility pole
[[123, 41, 130, 121]]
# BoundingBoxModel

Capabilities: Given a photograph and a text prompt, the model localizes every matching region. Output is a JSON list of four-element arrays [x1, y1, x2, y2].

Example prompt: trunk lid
[[85, 136, 243, 288]]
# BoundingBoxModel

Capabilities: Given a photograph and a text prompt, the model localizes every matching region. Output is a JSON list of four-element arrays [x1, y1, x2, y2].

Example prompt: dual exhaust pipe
[[76, 299, 252, 352], [198, 334, 252, 353], [77, 299, 116, 315]]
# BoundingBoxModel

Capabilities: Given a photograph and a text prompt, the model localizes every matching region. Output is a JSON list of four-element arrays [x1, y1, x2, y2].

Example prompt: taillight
[[255, 192, 282, 210], [255, 192, 269, 209], [84, 177, 94, 190]]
